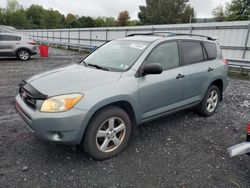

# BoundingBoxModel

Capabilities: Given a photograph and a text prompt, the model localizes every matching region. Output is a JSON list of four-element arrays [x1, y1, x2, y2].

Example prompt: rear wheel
[[17, 49, 30, 61], [197, 85, 220, 117], [82, 106, 131, 160]]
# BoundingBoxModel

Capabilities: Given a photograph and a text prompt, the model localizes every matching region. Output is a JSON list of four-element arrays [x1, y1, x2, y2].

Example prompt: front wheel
[[82, 106, 131, 160], [197, 85, 220, 117], [17, 49, 30, 61]]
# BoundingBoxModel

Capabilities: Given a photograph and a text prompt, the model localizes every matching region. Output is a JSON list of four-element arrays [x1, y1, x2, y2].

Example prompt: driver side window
[[146, 41, 180, 71]]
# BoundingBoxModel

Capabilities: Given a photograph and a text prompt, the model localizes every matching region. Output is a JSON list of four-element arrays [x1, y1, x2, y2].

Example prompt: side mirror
[[142, 63, 163, 76]]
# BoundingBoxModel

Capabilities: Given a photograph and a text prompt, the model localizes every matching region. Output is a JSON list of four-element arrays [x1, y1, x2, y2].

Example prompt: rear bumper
[[15, 94, 90, 145], [30, 51, 37, 55]]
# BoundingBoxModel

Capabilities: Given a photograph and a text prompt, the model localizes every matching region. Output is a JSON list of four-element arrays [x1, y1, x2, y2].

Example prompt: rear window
[[181, 41, 203, 65], [0, 35, 21, 41], [203, 42, 217, 60]]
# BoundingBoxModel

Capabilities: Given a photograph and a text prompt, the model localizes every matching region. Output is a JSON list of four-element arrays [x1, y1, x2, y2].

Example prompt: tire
[[82, 106, 131, 160], [196, 85, 221, 117], [17, 49, 30, 61]]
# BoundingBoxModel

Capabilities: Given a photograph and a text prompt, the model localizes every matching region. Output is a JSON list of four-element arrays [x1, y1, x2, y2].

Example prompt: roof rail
[[127, 32, 216, 41], [126, 33, 160, 37]]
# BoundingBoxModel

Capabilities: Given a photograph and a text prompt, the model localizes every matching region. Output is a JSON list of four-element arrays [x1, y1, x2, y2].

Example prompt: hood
[[27, 64, 122, 96]]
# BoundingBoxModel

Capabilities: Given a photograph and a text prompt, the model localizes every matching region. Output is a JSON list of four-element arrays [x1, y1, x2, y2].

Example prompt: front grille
[[19, 87, 36, 109]]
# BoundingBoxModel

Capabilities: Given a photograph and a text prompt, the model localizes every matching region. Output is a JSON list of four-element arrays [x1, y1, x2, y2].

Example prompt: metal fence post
[[60, 30, 62, 44], [152, 27, 155, 33], [242, 23, 250, 59], [105, 29, 108, 42], [125, 28, 128, 36], [78, 29, 81, 51], [90, 29, 92, 47], [53, 30, 54, 42], [47, 30, 49, 45], [41, 30, 43, 43], [189, 26, 193, 35], [67, 29, 70, 49]]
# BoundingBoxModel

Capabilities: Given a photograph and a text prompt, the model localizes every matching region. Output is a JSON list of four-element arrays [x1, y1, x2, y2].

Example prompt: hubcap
[[19, 51, 29, 60], [206, 90, 219, 113], [96, 117, 126, 153]]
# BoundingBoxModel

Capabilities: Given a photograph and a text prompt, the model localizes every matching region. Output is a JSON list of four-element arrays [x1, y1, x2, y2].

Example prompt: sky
[[0, 0, 232, 19]]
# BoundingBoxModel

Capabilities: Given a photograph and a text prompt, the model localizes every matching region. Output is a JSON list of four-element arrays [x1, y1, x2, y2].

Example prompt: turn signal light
[[223, 59, 228, 65]]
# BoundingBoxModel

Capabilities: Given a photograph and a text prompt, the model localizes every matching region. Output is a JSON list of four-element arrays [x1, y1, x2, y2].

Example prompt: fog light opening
[[53, 132, 63, 141]]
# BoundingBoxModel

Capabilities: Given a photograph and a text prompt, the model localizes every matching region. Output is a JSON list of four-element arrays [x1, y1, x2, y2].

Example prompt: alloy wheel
[[206, 90, 219, 113], [96, 117, 126, 153]]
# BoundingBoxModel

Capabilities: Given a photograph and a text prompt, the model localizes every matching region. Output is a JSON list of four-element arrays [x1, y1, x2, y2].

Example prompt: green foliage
[[138, 0, 195, 24], [66, 13, 80, 28], [78, 16, 95, 28], [26, 5, 44, 29], [40, 9, 65, 29], [0, 1, 139, 29], [6, 0, 21, 13], [226, 0, 250, 21], [5, 8, 31, 29], [212, 4, 225, 22], [212, 0, 250, 21]]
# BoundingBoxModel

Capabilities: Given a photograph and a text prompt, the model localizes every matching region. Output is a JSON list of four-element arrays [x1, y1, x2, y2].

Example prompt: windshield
[[84, 40, 150, 71]]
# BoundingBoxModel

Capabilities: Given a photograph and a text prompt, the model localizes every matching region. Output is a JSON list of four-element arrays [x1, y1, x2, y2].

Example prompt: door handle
[[207, 67, 214, 72], [176, 74, 185, 79]]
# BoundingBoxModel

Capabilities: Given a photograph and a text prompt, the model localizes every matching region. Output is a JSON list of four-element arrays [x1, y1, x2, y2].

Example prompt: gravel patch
[[0, 48, 250, 188]]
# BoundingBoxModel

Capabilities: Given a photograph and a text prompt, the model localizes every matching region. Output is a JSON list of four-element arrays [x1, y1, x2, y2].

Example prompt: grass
[[228, 70, 250, 80]]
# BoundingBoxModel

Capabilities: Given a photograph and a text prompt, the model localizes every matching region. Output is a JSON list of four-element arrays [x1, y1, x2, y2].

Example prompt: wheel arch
[[78, 99, 139, 145], [15, 47, 31, 57], [209, 79, 223, 101]]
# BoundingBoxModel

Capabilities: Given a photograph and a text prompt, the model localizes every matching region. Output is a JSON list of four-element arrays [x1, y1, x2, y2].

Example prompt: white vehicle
[[228, 123, 250, 157]]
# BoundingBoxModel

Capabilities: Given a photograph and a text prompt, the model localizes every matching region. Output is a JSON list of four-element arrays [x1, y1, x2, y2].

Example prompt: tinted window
[[203, 42, 217, 60], [181, 41, 203, 65], [146, 42, 179, 70], [0, 35, 21, 41]]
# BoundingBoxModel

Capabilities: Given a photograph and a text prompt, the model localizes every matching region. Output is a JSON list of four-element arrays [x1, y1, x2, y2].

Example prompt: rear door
[[179, 40, 214, 104], [0, 35, 21, 56]]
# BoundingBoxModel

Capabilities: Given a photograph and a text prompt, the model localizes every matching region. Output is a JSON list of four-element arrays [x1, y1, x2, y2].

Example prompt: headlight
[[40, 93, 83, 112]]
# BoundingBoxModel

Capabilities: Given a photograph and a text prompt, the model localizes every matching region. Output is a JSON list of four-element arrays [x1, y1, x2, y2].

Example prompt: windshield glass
[[84, 40, 150, 71]]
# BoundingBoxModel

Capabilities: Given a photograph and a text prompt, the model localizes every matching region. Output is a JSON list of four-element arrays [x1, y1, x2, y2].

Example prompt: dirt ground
[[0, 48, 250, 188]]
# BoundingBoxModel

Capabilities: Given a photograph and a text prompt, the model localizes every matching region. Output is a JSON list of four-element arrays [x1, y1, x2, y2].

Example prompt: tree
[[212, 4, 225, 22], [79, 16, 95, 28], [138, 0, 195, 24], [104, 17, 116, 27], [117, 11, 130, 26], [212, 0, 250, 21], [226, 0, 250, 21], [5, 8, 31, 29], [66, 13, 80, 28], [95, 17, 105, 27], [0, 8, 5, 24], [26, 5, 44, 28], [6, 0, 20, 12], [181, 4, 195, 23], [40, 9, 64, 29]]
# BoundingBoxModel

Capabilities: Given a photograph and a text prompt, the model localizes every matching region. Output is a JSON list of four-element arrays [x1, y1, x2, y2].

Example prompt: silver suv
[[15, 33, 228, 160], [0, 33, 37, 60]]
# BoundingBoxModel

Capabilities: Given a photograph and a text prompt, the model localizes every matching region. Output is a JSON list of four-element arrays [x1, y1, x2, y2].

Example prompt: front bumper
[[15, 94, 90, 145]]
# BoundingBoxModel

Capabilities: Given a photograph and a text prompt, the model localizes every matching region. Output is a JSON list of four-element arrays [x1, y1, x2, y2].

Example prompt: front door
[[139, 41, 185, 120]]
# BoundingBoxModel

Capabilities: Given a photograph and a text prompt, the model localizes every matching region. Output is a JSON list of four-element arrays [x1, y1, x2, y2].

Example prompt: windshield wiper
[[88, 64, 110, 71], [81, 60, 89, 67]]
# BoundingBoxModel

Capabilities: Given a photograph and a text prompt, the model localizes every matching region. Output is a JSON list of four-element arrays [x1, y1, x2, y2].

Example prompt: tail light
[[223, 59, 228, 65], [246, 123, 250, 134], [28, 41, 36, 45]]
